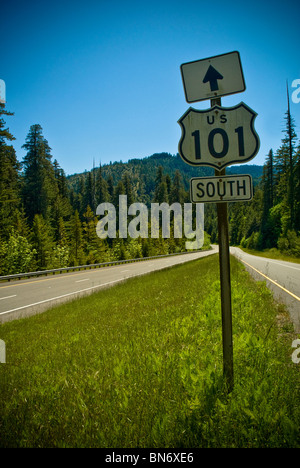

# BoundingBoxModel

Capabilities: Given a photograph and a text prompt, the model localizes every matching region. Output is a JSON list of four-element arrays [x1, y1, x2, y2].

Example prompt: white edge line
[[0, 279, 124, 316], [0, 295, 17, 301]]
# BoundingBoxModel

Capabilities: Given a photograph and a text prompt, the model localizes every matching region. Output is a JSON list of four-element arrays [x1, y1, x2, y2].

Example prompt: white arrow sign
[[178, 102, 260, 170], [180, 51, 246, 103]]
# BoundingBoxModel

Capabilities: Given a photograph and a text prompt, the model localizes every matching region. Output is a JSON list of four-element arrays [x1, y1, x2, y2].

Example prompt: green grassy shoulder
[[238, 246, 300, 264], [0, 254, 299, 448]]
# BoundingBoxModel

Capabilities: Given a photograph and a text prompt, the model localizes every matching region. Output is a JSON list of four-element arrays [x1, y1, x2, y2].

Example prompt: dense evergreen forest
[[0, 100, 299, 275], [227, 102, 300, 255]]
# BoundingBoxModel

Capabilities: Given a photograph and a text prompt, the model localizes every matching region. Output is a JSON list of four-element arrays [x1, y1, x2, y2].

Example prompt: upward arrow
[[203, 65, 223, 92]]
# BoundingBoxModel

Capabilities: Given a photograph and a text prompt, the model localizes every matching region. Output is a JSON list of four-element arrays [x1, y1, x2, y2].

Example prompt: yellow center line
[[239, 258, 300, 302]]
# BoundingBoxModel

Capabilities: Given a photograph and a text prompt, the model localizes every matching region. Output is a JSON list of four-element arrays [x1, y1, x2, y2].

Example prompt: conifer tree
[[107, 174, 114, 200], [82, 205, 102, 263], [154, 166, 168, 203], [154, 181, 168, 203], [165, 174, 171, 198], [69, 210, 84, 265], [83, 171, 95, 213], [95, 164, 110, 205], [22, 124, 58, 223], [274, 88, 298, 230], [122, 172, 134, 205], [169, 170, 186, 204], [260, 150, 276, 248], [57, 216, 68, 246], [294, 143, 300, 232], [0, 103, 15, 146], [113, 180, 126, 209], [53, 159, 69, 199], [0, 103, 21, 239], [52, 159, 72, 239], [284, 84, 297, 229], [31, 214, 54, 269], [261, 151, 274, 217]]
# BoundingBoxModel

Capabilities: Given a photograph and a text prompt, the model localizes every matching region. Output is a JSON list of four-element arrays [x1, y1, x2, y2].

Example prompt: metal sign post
[[211, 96, 233, 392], [216, 177, 234, 391]]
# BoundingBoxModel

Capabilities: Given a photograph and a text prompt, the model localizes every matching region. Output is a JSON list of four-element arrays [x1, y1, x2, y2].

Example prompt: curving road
[[230, 247, 300, 332], [0, 248, 218, 323]]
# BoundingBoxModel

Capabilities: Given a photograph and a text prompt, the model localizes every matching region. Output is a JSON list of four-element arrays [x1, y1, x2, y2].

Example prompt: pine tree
[[113, 180, 126, 209], [53, 159, 69, 199], [154, 181, 169, 203], [69, 210, 84, 265], [260, 150, 276, 248], [57, 216, 68, 246], [31, 214, 54, 269], [0, 102, 15, 146], [265, 149, 274, 209], [285, 84, 298, 229], [107, 174, 114, 200], [154, 166, 168, 203], [169, 170, 186, 204], [95, 164, 110, 205], [165, 174, 171, 198], [0, 103, 21, 239], [294, 143, 300, 231], [52, 159, 72, 239], [22, 124, 58, 223], [82, 205, 103, 263], [122, 172, 134, 205], [229, 203, 246, 246], [274, 88, 298, 230], [82, 171, 96, 214], [15, 206, 31, 239]]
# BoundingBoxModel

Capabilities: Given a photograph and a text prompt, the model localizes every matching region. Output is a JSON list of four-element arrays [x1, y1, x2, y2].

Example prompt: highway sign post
[[178, 51, 259, 392]]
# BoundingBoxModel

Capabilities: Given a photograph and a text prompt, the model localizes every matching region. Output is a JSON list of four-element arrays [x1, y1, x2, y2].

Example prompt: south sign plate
[[178, 102, 260, 170], [190, 175, 253, 203]]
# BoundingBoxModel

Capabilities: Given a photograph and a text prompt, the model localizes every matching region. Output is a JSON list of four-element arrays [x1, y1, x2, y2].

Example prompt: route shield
[[178, 102, 260, 170]]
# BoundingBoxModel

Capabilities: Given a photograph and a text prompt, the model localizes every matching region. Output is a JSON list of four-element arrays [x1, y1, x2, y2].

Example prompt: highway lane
[[0, 247, 218, 323], [2, 245, 298, 330], [231, 247, 300, 332]]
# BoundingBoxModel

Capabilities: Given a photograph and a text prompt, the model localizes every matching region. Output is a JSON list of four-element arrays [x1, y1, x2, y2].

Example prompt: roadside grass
[[0, 254, 299, 448]]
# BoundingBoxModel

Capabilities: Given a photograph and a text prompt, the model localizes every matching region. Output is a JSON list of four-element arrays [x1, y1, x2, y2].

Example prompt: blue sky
[[1, 0, 300, 175]]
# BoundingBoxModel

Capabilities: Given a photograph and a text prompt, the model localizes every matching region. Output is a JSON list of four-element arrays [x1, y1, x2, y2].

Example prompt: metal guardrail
[[0, 249, 207, 282]]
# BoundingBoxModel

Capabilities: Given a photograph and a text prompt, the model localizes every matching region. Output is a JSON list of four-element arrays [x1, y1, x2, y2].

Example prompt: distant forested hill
[[67, 152, 263, 205]]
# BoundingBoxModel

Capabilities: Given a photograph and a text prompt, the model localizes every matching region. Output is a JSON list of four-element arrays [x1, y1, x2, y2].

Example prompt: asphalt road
[[1, 246, 299, 331], [0, 248, 218, 323], [230, 247, 300, 332]]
